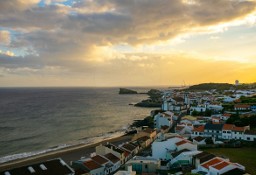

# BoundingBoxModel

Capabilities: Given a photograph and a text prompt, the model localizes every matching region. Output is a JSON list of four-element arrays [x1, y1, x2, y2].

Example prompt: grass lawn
[[201, 147, 256, 174]]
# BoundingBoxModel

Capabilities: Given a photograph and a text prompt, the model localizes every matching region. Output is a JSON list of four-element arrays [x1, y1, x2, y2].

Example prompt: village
[[1, 82, 256, 175]]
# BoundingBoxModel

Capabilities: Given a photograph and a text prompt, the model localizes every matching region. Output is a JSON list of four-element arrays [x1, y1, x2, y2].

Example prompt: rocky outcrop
[[119, 88, 138, 94], [135, 89, 162, 107]]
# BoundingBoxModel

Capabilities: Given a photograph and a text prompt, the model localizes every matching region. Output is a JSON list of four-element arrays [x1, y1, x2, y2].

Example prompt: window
[[247, 137, 250, 141], [145, 165, 148, 169]]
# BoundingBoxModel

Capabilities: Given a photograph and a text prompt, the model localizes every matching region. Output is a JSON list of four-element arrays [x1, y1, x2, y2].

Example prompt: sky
[[0, 0, 256, 87]]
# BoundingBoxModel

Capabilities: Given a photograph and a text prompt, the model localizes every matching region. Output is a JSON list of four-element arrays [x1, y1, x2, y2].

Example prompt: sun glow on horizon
[[0, 0, 256, 87]]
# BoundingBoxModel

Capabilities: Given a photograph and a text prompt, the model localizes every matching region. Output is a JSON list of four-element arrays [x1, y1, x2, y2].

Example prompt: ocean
[[0, 87, 156, 163]]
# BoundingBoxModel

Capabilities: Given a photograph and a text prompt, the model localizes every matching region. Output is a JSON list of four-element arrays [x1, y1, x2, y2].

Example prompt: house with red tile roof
[[194, 157, 245, 175], [175, 139, 197, 151], [232, 126, 247, 140], [222, 124, 235, 139], [234, 104, 251, 111], [91, 155, 114, 175], [243, 130, 256, 141], [132, 128, 157, 143], [192, 152, 216, 169], [135, 136, 151, 148], [192, 136, 206, 145], [199, 157, 225, 171], [71, 159, 104, 175], [220, 113, 232, 121], [103, 153, 121, 174], [209, 161, 245, 175], [121, 143, 138, 156], [96, 143, 125, 164], [191, 125, 205, 138]]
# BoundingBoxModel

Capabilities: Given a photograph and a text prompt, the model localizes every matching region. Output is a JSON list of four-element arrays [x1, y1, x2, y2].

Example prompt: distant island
[[119, 88, 138, 94]]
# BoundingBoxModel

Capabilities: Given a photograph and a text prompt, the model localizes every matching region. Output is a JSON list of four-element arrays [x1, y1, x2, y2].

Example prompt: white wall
[[152, 137, 183, 160]]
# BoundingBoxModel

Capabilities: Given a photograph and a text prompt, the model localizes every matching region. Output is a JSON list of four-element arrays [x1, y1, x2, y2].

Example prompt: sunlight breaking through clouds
[[0, 0, 256, 86]]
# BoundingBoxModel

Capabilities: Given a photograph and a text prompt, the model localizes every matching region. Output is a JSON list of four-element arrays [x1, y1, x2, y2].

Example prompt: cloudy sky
[[0, 0, 256, 87]]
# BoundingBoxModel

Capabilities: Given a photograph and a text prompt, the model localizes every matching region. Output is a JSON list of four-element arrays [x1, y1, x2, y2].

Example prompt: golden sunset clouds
[[0, 0, 255, 86]]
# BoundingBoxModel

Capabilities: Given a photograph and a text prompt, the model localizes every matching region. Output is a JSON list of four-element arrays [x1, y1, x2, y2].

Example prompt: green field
[[201, 147, 256, 174]]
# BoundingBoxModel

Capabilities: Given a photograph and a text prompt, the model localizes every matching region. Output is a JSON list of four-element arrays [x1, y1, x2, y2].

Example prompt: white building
[[222, 124, 234, 140], [152, 135, 184, 160], [170, 150, 201, 165], [192, 136, 206, 145], [175, 140, 198, 152], [194, 157, 245, 175], [125, 157, 160, 174], [207, 105, 223, 112], [243, 130, 256, 141], [114, 166, 136, 175], [104, 153, 121, 173], [190, 105, 206, 114], [154, 112, 173, 130]]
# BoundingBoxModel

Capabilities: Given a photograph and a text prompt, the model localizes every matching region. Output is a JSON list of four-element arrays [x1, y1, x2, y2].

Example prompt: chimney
[[127, 165, 133, 173]]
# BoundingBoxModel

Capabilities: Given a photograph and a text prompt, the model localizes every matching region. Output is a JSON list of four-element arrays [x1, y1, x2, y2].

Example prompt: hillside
[[187, 83, 234, 91]]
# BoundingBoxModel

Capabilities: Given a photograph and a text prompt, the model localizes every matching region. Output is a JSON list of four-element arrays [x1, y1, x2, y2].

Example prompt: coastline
[[0, 134, 133, 172]]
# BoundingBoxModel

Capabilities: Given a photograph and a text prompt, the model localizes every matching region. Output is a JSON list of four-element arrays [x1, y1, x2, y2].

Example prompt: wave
[[0, 129, 126, 164]]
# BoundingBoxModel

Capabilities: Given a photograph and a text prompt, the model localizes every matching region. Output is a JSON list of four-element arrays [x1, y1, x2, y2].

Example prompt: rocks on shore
[[135, 89, 162, 107]]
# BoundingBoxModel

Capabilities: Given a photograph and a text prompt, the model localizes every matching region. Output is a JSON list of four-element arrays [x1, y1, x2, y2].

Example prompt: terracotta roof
[[193, 152, 216, 164], [223, 124, 235, 130], [104, 153, 120, 163], [193, 136, 205, 142], [137, 136, 150, 142], [212, 161, 230, 170], [175, 140, 191, 146], [173, 96, 184, 102], [234, 99, 241, 103], [193, 125, 204, 132], [83, 160, 102, 170], [232, 126, 245, 132], [105, 143, 124, 154], [75, 168, 90, 175], [201, 158, 223, 169], [234, 104, 251, 108], [212, 121, 220, 124], [121, 143, 136, 152], [124, 151, 130, 157], [176, 126, 185, 131], [223, 113, 232, 117], [91, 155, 109, 165]]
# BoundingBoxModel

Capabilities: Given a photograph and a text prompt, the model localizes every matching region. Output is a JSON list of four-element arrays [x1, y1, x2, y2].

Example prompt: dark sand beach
[[0, 135, 133, 172]]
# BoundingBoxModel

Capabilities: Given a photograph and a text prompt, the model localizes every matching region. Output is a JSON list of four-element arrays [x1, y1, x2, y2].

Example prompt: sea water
[[0, 87, 155, 163]]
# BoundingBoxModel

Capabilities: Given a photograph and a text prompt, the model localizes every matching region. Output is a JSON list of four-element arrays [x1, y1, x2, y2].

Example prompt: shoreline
[[0, 134, 133, 172]]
